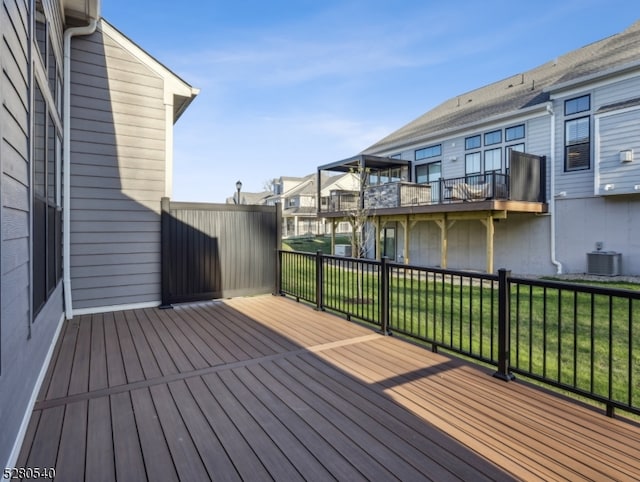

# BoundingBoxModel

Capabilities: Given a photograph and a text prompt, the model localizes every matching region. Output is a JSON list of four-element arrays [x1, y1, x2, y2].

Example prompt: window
[[484, 148, 502, 172], [564, 94, 591, 171], [465, 152, 481, 174], [506, 143, 525, 171], [32, 83, 62, 316], [415, 162, 441, 184], [465, 135, 481, 150], [415, 144, 441, 160], [565, 95, 590, 115], [484, 130, 502, 146], [565, 117, 590, 171], [505, 124, 525, 141]]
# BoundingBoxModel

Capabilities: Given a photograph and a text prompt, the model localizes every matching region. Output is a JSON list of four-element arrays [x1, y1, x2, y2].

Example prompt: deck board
[[85, 397, 116, 482], [17, 295, 640, 481]]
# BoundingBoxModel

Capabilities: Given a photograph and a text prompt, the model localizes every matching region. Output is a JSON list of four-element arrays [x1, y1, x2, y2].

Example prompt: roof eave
[[364, 101, 550, 156], [545, 59, 640, 95], [61, 0, 100, 22]]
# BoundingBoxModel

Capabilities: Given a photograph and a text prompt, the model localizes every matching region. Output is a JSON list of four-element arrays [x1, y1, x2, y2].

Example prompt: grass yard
[[282, 235, 351, 254], [280, 253, 640, 412]]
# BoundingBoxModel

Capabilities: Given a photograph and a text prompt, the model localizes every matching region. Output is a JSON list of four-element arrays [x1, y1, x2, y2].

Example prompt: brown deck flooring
[[17, 295, 640, 481]]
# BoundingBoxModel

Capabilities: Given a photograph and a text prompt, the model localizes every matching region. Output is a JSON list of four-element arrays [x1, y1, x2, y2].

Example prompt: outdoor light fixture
[[604, 184, 615, 191], [235, 180, 242, 204]]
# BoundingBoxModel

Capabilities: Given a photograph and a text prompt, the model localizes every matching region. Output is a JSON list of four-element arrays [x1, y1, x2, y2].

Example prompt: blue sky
[[102, 1, 639, 202]]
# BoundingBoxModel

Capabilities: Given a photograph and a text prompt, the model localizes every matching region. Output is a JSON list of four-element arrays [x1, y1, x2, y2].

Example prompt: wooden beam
[[401, 216, 409, 265], [435, 217, 449, 269], [375, 217, 381, 260], [480, 216, 495, 274], [331, 221, 337, 254]]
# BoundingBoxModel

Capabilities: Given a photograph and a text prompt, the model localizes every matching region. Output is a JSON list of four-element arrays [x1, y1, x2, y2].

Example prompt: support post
[[378, 257, 391, 335], [315, 250, 324, 311], [159, 197, 173, 309], [493, 268, 515, 381], [484, 215, 495, 274], [274, 202, 283, 296]]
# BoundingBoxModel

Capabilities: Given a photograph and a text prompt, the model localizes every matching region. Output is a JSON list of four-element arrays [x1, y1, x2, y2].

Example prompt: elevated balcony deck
[[318, 151, 548, 218]]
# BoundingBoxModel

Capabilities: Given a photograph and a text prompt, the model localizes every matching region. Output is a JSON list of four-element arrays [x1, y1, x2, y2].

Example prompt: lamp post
[[235, 180, 242, 204]]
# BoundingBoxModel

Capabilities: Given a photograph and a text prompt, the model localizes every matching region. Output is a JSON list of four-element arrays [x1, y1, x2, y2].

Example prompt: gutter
[[546, 103, 563, 274], [63, 4, 101, 319]]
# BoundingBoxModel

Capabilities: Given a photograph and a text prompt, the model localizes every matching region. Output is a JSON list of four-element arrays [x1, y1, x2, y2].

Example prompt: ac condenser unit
[[586, 252, 621, 276], [334, 244, 352, 257]]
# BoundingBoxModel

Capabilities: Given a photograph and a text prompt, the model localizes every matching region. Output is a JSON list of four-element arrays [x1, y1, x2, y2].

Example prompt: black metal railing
[[278, 250, 640, 418], [440, 172, 509, 203]]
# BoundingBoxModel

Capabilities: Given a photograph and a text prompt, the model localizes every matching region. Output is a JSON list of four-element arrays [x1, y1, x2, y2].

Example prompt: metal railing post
[[316, 250, 324, 311], [494, 268, 515, 381], [275, 250, 283, 296], [378, 257, 391, 335]]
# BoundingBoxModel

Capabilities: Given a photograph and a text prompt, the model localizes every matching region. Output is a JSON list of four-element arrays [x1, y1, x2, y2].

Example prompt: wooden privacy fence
[[161, 198, 281, 306]]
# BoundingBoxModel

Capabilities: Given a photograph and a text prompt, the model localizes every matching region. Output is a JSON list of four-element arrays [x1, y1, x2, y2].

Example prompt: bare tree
[[346, 166, 372, 259], [344, 165, 378, 304]]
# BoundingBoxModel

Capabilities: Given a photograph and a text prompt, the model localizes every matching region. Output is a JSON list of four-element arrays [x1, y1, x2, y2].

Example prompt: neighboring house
[[0, 0, 197, 468], [267, 173, 357, 238], [225, 190, 272, 205], [319, 20, 640, 276]]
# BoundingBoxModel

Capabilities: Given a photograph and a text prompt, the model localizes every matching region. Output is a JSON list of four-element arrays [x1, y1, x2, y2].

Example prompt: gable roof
[[363, 20, 640, 155], [100, 20, 199, 122]]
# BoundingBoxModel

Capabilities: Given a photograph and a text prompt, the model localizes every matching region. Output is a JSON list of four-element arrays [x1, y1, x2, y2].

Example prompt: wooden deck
[[17, 295, 640, 481]]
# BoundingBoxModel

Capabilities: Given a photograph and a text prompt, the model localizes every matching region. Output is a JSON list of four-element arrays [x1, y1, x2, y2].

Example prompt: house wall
[[555, 196, 640, 275], [407, 215, 553, 274], [597, 106, 640, 195], [69, 24, 167, 312], [0, 0, 66, 468], [554, 75, 640, 198]]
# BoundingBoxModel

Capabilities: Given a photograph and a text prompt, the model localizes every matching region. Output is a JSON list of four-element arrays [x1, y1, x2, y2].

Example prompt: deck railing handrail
[[278, 250, 639, 418]]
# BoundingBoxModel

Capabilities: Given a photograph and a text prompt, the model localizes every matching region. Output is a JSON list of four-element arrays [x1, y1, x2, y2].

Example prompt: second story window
[[565, 95, 590, 115], [505, 124, 524, 141], [465, 152, 481, 175], [484, 130, 502, 146], [564, 94, 591, 171], [415, 144, 441, 160], [465, 135, 481, 150], [484, 148, 502, 173], [565, 117, 590, 171]]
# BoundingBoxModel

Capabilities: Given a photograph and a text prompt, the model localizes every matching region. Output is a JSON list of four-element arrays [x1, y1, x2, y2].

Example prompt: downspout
[[546, 103, 563, 274], [63, 10, 100, 319]]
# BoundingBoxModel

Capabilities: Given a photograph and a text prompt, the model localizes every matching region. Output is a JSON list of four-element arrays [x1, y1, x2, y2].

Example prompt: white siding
[[69, 25, 166, 310]]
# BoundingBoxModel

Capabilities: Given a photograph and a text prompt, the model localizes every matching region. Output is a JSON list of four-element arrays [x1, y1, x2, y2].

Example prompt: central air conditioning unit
[[586, 252, 621, 276], [334, 244, 352, 257]]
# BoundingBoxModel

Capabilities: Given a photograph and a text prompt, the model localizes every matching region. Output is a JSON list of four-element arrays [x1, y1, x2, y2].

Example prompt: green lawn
[[281, 235, 351, 254], [280, 253, 640, 411]]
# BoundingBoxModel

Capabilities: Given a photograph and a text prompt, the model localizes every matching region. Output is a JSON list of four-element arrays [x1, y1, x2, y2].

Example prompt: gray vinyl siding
[[1, 0, 65, 468], [597, 107, 640, 194], [554, 76, 640, 198], [69, 24, 166, 310], [525, 115, 552, 200]]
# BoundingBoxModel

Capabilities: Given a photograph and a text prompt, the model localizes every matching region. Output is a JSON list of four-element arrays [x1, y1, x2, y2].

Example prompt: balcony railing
[[278, 250, 640, 419], [320, 152, 546, 214], [323, 173, 511, 213], [365, 182, 432, 209]]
